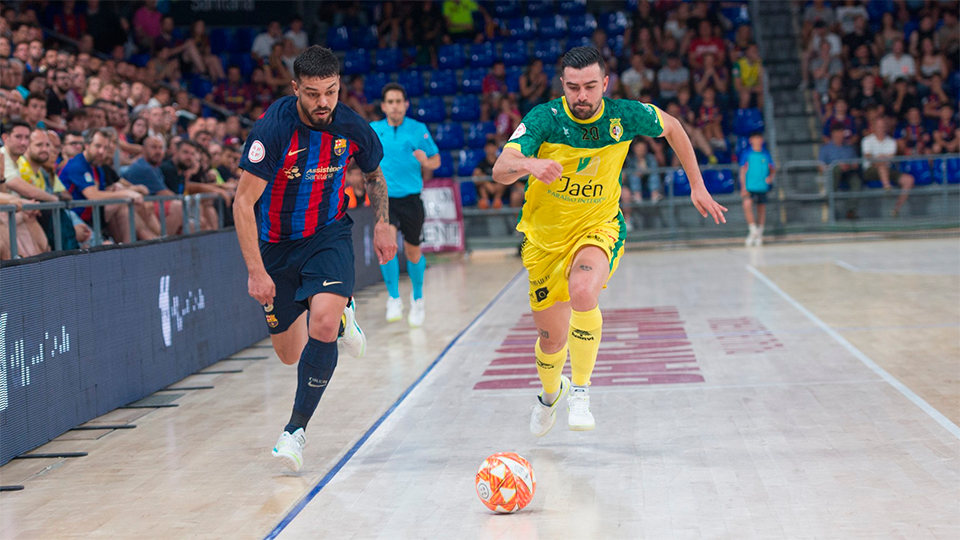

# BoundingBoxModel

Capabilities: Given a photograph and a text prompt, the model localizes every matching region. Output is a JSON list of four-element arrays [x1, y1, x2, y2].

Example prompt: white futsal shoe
[[408, 293, 425, 328], [530, 375, 570, 437], [339, 297, 366, 358], [272, 428, 306, 472], [567, 385, 596, 431], [386, 296, 404, 322]]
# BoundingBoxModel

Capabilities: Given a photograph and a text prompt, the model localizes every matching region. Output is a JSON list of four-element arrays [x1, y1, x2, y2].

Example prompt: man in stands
[[819, 124, 861, 220], [861, 116, 915, 218], [60, 127, 144, 243]]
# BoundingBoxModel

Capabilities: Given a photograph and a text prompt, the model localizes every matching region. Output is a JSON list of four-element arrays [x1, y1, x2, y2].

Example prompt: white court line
[[747, 264, 960, 440], [835, 259, 959, 276], [477, 378, 888, 397]]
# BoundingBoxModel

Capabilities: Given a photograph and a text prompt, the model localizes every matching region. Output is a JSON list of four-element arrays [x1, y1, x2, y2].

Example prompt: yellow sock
[[535, 338, 568, 395], [569, 306, 603, 386]]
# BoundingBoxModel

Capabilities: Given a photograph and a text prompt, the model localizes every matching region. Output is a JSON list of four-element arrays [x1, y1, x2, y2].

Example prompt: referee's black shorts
[[388, 194, 424, 246]]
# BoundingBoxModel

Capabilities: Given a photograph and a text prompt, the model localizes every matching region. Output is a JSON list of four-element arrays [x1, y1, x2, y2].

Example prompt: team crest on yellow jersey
[[609, 118, 623, 142], [334, 138, 347, 156]]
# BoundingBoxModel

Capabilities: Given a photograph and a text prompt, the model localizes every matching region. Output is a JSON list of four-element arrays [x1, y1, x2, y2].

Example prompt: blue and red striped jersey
[[239, 96, 383, 243]]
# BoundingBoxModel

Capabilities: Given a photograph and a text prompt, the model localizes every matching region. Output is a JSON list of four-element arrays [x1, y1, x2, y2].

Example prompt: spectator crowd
[[803, 0, 958, 217]]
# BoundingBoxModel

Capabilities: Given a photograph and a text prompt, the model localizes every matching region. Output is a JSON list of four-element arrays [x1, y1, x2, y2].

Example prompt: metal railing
[[1, 193, 226, 260], [456, 154, 960, 247]]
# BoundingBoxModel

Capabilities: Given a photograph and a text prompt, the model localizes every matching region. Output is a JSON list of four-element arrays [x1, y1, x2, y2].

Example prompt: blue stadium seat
[[559, 0, 587, 16], [435, 152, 454, 177], [947, 71, 960, 98], [533, 39, 563, 64], [866, 0, 895, 21], [470, 42, 496, 67], [568, 14, 597, 39], [364, 73, 389, 102], [467, 121, 496, 148], [703, 169, 736, 194], [451, 95, 481, 121], [351, 25, 378, 49], [671, 169, 691, 196], [733, 108, 764, 136], [234, 54, 257, 77], [234, 27, 259, 52], [567, 36, 592, 49], [720, 4, 751, 27], [210, 28, 233, 54], [538, 15, 568, 39], [458, 149, 484, 177], [415, 97, 446, 123], [438, 44, 466, 69], [505, 66, 524, 93], [898, 159, 933, 186], [507, 16, 537, 40], [502, 41, 528, 66], [526, 0, 553, 18], [461, 68, 485, 94], [903, 20, 919, 41], [343, 49, 370, 75], [932, 158, 960, 184], [460, 180, 479, 207], [607, 34, 626, 58], [492, 0, 521, 18], [428, 69, 458, 96], [190, 76, 214, 97], [434, 123, 465, 150], [600, 12, 629, 36], [326, 26, 351, 51], [376, 48, 402, 73], [128, 53, 151, 68], [397, 70, 424, 97]]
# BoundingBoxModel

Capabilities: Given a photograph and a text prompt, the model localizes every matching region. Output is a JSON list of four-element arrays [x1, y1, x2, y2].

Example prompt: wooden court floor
[[1, 238, 957, 539]]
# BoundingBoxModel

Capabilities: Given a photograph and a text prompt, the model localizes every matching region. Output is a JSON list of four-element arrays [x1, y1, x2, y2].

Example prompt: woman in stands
[[183, 20, 225, 81], [917, 37, 949, 89], [874, 12, 904, 56]]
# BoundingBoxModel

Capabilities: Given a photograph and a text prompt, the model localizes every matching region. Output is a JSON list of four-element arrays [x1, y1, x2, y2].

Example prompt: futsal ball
[[475, 452, 536, 513]]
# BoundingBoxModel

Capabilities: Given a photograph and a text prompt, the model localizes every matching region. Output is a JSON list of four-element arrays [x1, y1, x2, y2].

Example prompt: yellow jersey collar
[[561, 96, 605, 124]]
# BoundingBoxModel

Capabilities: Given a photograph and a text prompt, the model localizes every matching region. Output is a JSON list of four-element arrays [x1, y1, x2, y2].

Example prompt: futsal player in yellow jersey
[[492, 47, 728, 435]]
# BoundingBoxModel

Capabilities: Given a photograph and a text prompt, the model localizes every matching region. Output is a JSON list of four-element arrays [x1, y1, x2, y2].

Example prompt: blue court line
[[264, 269, 524, 540]]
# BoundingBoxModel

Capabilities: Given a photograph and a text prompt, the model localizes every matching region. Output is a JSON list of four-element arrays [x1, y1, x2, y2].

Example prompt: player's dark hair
[[381, 82, 407, 101], [829, 124, 845, 134], [561, 46, 606, 75], [293, 45, 340, 81]]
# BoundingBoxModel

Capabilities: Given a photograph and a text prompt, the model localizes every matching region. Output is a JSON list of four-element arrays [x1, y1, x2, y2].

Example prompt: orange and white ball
[[475, 452, 536, 513]]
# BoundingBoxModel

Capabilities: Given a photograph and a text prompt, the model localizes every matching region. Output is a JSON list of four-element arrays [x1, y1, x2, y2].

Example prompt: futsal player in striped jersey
[[234, 46, 397, 471]]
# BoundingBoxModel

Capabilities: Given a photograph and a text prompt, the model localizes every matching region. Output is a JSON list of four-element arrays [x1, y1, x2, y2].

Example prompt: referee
[[370, 83, 440, 327]]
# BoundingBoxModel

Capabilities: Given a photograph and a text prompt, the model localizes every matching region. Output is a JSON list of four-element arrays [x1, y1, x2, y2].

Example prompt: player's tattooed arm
[[363, 166, 389, 223]]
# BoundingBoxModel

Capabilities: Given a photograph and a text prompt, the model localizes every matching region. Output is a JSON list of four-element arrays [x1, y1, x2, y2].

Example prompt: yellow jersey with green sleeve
[[503, 96, 665, 252]]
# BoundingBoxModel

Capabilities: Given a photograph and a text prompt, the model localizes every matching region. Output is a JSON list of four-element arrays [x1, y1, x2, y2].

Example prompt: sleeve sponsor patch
[[248, 140, 266, 163], [509, 123, 526, 141]]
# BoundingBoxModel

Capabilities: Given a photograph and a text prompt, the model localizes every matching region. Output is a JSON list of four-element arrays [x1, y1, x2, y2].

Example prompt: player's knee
[[568, 277, 601, 310], [276, 347, 300, 366], [307, 311, 341, 342]]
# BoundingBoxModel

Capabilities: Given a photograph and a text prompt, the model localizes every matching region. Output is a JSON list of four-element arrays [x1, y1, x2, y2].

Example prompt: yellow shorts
[[521, 213, 626, 311]]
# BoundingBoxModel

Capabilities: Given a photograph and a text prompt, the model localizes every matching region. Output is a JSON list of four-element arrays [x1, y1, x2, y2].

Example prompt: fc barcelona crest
[[334, 139, 347, 156], [609, 118, 623, 142]]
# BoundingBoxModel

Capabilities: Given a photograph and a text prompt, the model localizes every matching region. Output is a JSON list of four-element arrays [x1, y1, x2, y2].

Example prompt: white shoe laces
[[569, 390, 590, 416]]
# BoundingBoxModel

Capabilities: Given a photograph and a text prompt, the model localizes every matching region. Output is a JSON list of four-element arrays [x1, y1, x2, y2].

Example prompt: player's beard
[[299, 100, 333, 129], [571, 99, 601, 120]]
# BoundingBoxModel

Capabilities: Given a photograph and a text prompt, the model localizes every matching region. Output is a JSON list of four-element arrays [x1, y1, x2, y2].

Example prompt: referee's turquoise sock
[[407, 256, 426, 300], [380, 257, 400, 299]]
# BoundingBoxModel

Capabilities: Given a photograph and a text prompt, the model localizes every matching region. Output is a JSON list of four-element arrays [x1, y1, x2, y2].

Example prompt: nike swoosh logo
[[288, 148, 307, 156], [323, 280, 343, 286]]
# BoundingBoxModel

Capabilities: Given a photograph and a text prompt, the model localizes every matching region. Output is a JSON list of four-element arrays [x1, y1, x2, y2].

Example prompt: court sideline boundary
[[746, 264, 960, 440], [264, 269, 525, 540]]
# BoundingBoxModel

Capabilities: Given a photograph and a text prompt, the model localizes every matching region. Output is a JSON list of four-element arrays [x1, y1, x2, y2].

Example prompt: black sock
[[284, 337, 338, 434]]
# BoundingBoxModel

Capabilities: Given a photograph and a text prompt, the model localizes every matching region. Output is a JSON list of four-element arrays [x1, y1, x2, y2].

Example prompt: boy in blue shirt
[[738, 132, 775, 246]]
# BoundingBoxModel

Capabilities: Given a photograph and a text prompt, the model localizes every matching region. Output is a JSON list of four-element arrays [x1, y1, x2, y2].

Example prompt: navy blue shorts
[[259, 216, 355, 334], [748, 191, 768, 205]]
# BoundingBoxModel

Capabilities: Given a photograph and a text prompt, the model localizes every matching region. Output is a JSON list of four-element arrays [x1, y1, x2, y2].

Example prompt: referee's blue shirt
[[370, 117, 439, 198]]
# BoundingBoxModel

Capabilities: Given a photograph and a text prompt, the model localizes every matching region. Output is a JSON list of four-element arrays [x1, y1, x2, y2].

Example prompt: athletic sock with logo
[[406, 255, 426, 300], [380, 257, 400, 299], [284, 337, 338, 433], [535, 338, 568, 406], [569, 306, 603, 387]]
